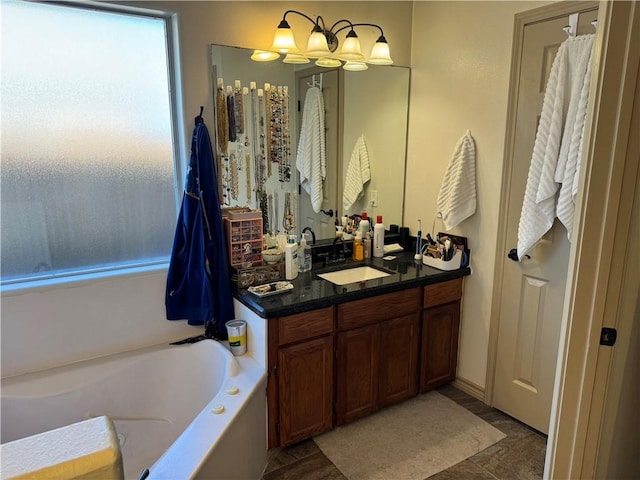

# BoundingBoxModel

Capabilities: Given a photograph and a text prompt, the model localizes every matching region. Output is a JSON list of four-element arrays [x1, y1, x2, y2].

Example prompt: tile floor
[[262, 385, 547, 480]]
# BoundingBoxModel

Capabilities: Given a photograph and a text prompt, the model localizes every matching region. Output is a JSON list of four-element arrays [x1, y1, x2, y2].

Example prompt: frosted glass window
[[1, 1, 178, 284]]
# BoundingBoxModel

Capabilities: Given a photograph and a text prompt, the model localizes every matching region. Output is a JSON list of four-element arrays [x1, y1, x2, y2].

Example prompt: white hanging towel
[[436, 130, 477, 230], [555, 34, 595, 239], [296, 86, 326, 213], [342, 134, 371, 212], [517, 34, 595, 259]]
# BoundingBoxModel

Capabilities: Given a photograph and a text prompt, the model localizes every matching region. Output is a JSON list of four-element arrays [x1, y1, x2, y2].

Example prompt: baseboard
[[452, 377, 485, 402]]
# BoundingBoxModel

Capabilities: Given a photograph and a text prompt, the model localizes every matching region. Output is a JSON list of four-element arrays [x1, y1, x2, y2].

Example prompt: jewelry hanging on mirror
[[215, 78, 229, 156], [268, 192, 274, 234], [226, 85, 237, 143], [259, 86, 269, 179], [234, 80, 244, 136], [229, 151, 239, 200], [281, 85, 291, 183]]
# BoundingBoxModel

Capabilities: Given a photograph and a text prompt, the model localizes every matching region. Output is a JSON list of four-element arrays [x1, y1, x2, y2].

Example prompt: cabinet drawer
[[423, 278, 462, 308], [337, 288, 421, 330], [278, 307, 333, 345]]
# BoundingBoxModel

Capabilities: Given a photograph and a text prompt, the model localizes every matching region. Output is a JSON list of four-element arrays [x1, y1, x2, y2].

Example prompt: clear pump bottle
[[298, 233, 312, 272]]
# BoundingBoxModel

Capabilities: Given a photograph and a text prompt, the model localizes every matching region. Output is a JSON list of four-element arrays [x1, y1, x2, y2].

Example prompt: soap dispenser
[[285, 235, 299, 280], [299, 233, 312, 272]]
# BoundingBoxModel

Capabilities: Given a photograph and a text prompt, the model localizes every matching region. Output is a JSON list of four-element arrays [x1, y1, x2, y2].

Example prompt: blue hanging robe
[[166, 114, 234, 339]]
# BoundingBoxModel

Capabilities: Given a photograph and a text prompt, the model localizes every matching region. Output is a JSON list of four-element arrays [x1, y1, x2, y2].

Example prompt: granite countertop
[[233, 252, 471, 318]]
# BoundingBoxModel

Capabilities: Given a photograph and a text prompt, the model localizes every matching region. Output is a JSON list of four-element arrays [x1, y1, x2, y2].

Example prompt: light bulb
[[316, 57, 342, 68], [337, 30, 364, 61], [368, 36, 393, 65], [343, 61, 368, 71], [271, 20, 298, 53], [283, 53, 310, 64], [306, 29, 331, 58], [251, 50, 280, 62]]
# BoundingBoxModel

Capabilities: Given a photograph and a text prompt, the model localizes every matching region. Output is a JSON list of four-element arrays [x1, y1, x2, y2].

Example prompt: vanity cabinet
[[265, 278, 463, 448], [335, 289, 421, 425], [268, 307, 334, 447], [420, 278, 463, 392]]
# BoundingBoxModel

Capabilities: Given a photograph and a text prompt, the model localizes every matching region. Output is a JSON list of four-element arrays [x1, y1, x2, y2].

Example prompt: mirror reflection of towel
[[342, 135, 371, 212], [296, 86, 326, 213], [436, 130, 477, 230]]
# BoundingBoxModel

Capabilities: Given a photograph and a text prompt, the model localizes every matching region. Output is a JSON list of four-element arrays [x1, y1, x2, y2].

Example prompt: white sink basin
[[317, 266, 391, 286]]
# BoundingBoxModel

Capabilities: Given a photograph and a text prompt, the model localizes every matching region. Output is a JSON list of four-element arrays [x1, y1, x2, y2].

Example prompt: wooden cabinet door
[[336, 324, 380, 425], [420, 301, 461, 392], [278, 336, 333, 446], [379, 313, 419, 408]]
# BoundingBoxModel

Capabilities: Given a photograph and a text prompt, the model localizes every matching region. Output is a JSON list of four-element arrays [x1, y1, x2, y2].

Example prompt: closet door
[[492, 5, 598, 434]]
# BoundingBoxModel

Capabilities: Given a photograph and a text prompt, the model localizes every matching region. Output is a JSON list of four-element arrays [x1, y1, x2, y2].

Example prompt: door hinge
[[273, 365, 279, 377], [600, 327, 617, 347], [275, 422, 280, 435]]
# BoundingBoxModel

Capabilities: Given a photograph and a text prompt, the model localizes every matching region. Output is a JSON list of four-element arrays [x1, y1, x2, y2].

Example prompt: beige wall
[[405, 1, 551, 387]]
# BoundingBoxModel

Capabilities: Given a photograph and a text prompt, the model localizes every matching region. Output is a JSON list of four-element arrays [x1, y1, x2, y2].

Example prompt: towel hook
[[563, 12, 579, 37]]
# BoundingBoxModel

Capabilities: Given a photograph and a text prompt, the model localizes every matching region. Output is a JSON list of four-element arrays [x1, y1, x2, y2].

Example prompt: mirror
[[209, 45, 410, 242]]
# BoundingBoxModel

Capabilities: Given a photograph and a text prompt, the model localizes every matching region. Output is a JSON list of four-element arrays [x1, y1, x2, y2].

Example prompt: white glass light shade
[[343, 61, 368, 71], [337, 33, 364, 61], [368, 40, 393, 65], [283, 53, 310, 64], [305, 30, 331, 58], [271, 24, 298, 53], [251, 50, 280, 62], [315, 57, 342, 68]]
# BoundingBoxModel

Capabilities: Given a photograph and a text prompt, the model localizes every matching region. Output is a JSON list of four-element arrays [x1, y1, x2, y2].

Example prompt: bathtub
[[1, 339, 267, 479]]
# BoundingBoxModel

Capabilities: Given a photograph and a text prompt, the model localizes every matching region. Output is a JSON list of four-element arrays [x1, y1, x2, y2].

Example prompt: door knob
[[508, 248, 530, 261], [320, 208, 334, 218]]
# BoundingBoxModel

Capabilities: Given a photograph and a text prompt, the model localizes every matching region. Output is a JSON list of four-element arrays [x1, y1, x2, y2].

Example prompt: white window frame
[[0, 0, 187, 293]]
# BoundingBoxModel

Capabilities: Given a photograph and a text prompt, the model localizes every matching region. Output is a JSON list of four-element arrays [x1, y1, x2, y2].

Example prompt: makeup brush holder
[[422, 248, 463, 271]]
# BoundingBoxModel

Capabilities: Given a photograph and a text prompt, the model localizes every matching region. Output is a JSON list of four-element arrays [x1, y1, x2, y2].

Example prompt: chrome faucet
[[301, 226, 316, 245]]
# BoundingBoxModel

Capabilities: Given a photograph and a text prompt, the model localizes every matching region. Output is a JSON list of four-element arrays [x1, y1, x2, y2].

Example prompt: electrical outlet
[[370, 190, 378, 207]]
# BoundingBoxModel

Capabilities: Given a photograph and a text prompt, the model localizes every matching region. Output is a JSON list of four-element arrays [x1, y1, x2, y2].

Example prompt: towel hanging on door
[[436, 130, 477, 230], [296, 86, 326, 213], [516, 34, 595, 259]]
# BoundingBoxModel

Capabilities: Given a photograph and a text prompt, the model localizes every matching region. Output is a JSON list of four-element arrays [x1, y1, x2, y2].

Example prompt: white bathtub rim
[[0, 339, 238, 398], [147, 353, 266, 479]]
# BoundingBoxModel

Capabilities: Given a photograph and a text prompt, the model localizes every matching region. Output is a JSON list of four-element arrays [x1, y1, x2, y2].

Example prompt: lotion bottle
[[298, 233, 312, 272], [364, 231, 372, 259], [359, 212, 370, 235], [352, 231, 364, 261], [373, 215, 384, 258], [285, 235, 298, 280]]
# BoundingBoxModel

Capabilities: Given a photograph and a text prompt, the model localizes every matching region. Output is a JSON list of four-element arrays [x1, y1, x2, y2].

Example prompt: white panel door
[[493, 8, 598, 434]]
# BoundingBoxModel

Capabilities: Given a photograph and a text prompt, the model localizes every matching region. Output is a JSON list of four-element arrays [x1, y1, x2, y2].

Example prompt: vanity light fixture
[[251, 10, 393, 70], [251, 50, 280, 62]]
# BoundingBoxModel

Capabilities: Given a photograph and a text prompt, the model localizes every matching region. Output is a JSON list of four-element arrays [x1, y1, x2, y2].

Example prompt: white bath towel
[[342, 135, 371, 212], [436, 130, 477, 230], [296, 86, 326, 213], [517, 34, 595, 258], [555, 34, 595, 240]]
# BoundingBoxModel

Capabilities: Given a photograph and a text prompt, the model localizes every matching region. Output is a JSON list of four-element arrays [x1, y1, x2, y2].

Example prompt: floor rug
[[314, 391, 506, 480]]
